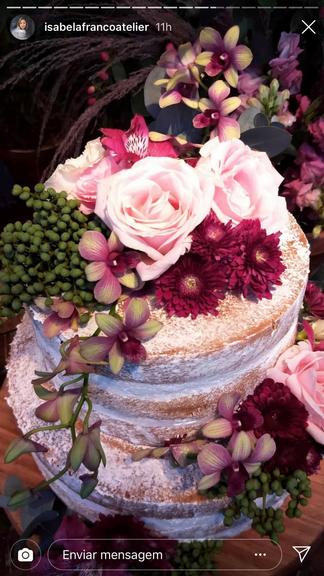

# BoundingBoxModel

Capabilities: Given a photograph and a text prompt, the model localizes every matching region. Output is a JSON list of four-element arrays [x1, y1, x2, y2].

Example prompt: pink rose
[[95, 157, 214, 281], [73, 156, 118, 214], [197, 138, 288, 233], [45, 138, 118, 214], [268, 341, 324, 444]]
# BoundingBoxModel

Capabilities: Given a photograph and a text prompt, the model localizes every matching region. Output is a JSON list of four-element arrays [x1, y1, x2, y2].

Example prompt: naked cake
[[3, 123, 312, 540]]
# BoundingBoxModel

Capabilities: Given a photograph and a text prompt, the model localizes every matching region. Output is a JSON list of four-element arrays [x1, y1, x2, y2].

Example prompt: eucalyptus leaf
[[3, 474, 24, 497], [144, 66, 167, 118], [21, 490, 56, 531], [111, 62, 127, 83], [240, 126, 292, 157], [239, 108, 268, 133], [150, 104, 203, 143], [131, 90, 149, 117]]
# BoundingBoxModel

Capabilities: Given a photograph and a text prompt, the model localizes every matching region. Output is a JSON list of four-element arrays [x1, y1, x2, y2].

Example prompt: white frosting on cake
[[6, 214, 309, 539]]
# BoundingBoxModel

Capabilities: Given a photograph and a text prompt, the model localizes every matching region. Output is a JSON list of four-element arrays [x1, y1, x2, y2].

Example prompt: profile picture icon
[[10, 14, 35, 41]]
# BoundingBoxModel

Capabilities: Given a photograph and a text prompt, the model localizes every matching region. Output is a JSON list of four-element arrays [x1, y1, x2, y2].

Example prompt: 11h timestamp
[[156, 22, 173, 32]]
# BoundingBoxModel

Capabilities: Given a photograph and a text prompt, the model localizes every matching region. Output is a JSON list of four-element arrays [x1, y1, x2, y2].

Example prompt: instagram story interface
[[0, 2, 323, 575]]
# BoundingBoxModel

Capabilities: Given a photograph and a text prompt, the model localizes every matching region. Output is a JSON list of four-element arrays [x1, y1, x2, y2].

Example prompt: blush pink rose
[[73, 156, 118, 214], [268, 341, 324, 444], [95, 156, 214, 281], [45, 138, 118, 214], [197, 138, 288, 233]]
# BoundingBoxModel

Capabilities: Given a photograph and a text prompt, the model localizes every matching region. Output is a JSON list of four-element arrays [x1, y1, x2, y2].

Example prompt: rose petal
[[124, 297, 150, 329], [197, 443, 232, 475], [79, 231, 109, 262], [94, 269, 121, 304]]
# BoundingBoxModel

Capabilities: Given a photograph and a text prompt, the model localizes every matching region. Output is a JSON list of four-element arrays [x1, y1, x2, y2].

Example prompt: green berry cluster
[[0, 183, 105, 317], [222, 468, 311, 544], [171, 539, 223, 575]]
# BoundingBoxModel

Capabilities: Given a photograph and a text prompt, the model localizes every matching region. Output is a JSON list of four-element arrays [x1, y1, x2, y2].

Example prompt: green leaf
[[8, 489, 32, 508]]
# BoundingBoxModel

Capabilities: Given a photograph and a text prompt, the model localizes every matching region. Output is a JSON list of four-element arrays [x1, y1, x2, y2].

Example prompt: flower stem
[[83, 397, 93, 432], [24, 423, 67, 438], [33, 464, 70, 492]]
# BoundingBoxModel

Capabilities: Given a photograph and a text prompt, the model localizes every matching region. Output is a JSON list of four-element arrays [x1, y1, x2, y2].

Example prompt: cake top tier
[[0, 118, 305, 376]]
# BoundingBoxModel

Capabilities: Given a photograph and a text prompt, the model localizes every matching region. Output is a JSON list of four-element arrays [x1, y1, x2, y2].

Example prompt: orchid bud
[[79, 473, 98, 498], [5, 437, 48, 463]]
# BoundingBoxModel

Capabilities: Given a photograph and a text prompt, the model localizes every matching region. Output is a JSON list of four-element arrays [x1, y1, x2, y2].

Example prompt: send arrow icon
[[292, 546, 311, 563]]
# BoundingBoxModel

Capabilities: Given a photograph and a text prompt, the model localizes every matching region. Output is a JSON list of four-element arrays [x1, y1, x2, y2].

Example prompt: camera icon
[[17, 548, 34, 562]]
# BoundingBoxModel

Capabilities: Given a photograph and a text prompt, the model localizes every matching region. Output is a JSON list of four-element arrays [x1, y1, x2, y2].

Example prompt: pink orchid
[[198, 26, 252, 87], [43, 300, 80, 338], [80, 298, 162, 374], [197, 432, 276, 496], [101, 115, 177, 168], [79, 231, 140, 305], [193, 80, 241, 140], [157, 41, 201, 108]]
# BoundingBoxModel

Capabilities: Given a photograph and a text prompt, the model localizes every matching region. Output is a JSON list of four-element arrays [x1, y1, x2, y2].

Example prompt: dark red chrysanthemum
[[228, 219, 286, 300], [234, 404, 264, 431], [154, 254, 227, 319], [265, 437, 321, 475], [304, 282, 324, 318], [241, 378, 308, 439], [191, 211, 237, 260]]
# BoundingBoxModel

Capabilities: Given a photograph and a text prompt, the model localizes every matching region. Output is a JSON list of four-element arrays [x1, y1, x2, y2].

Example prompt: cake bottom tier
[[6, 317, 285, 539]]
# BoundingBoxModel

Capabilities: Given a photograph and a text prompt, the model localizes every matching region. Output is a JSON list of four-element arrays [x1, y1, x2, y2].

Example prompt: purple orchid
[[43, 300, 80, 338], [201, 391, 264, 440], [69, 420, 106, 472], [101, 114, 177, 167], [79, 230, 140, 305], [198, 26, 252, 87], [193, 80, 241, 140], [80, 297, 162, 374], [197, 431, 276, 496], [35, 386, 82, 425], [156, 41, 201, 108]]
